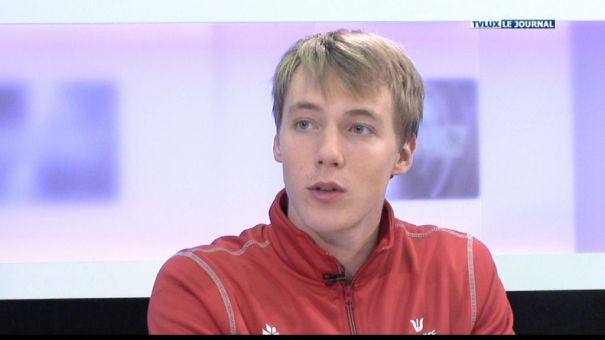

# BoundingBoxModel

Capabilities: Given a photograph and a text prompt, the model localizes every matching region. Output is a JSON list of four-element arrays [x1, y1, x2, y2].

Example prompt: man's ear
[[273, 133, 283, 163], [391, 136, 416, 177]]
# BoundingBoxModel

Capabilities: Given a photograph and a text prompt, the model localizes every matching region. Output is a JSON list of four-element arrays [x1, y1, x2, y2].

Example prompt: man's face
[[273, 68, 415, 237]]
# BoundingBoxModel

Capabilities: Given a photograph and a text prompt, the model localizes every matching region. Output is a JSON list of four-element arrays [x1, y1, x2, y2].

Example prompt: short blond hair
[[271, 29, 424, 145]]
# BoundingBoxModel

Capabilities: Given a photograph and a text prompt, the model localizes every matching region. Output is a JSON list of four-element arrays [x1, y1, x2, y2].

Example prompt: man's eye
[[295, 120, 312, 130], [352, 124, 371, 135]]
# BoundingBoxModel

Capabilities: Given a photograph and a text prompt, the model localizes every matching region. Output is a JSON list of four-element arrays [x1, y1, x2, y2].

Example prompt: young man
[[147, 29, 515, 335]]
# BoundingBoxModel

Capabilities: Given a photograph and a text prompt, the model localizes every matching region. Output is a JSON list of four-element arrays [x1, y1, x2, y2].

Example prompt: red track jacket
[[148, 190, 514, 334]]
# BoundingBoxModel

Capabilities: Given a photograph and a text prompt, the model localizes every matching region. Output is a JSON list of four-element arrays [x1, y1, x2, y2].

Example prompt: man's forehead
[[286, 67, 391, 108]]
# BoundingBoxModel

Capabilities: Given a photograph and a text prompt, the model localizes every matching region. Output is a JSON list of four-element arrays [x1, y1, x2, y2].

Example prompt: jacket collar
[[267, 189, 396, 285]]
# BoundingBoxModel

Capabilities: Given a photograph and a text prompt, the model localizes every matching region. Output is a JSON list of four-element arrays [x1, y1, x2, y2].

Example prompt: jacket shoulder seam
[[176, 250, 237, 335], [400, 223, 468, 239], [466, 234, 478, 330], [192, 239, 271, 257]]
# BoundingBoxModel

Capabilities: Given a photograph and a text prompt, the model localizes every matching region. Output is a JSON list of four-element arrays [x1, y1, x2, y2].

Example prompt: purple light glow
[[0, 22, 602, 264], [572, 22, 605, 253]]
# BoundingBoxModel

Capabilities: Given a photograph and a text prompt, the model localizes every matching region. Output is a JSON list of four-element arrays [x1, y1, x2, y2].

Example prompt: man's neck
[[306, 219, 382, 280], [283, 195, 385, 279]]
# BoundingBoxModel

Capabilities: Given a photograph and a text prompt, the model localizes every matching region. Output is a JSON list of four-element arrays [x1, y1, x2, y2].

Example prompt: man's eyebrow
[[345, 109, 382, 122], [286, 103, 383, 122], [286, 101, 323, 115]]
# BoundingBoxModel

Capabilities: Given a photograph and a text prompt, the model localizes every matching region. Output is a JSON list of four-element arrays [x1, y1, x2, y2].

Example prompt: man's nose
[[315, 128, 345, 168]]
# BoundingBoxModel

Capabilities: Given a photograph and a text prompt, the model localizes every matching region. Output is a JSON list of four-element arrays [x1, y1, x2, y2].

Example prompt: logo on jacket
[[262, 323, 279, 335], [410, 318, 423, 332], [410, 318, 436, 335]]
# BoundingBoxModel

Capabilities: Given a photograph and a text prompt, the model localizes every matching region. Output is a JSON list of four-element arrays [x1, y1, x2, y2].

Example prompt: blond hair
[[271, 29, 424, 145]]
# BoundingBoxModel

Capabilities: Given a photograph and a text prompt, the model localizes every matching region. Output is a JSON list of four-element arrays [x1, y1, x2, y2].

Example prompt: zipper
[[327, 230, 388, 334], [326, 264, 358, 334], [344, 282, 357, 334], [341, 238, 389, 334], [334, 265, 357, 335]]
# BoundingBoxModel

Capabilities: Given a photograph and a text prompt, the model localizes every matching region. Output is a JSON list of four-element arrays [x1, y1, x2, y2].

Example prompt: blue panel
[[387, 79, 479, 200], [0, 83, 27, 201], [34, 82, 118, 201]]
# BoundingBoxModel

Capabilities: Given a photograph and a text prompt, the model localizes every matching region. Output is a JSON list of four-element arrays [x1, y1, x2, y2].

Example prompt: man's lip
[[307, 182, 346, 192]]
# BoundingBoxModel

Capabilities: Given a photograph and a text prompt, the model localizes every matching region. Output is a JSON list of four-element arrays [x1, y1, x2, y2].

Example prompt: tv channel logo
[[471, 19, 555, 29]]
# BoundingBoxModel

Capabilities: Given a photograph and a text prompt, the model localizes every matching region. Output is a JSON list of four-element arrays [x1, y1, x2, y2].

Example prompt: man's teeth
[[319, 187, 335, 191]]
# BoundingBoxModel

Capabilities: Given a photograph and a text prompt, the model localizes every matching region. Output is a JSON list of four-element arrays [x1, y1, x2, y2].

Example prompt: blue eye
[[352, 124, 370, 135], [295, 120, 312, 130]]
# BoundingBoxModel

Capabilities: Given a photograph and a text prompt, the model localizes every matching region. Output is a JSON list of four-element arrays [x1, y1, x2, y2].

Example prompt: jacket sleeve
[[147, 252, 233, 334], [470, 238, 515, 335]]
